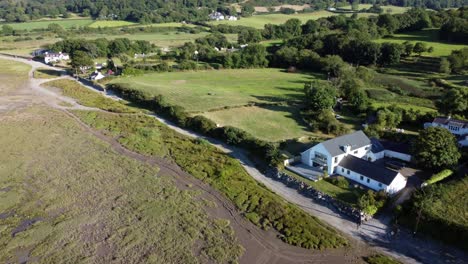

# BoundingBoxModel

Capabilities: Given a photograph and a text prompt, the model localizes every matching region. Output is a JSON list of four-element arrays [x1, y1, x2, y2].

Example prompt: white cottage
[[301, 131, 407, 194], [424, 116, 468, 147]]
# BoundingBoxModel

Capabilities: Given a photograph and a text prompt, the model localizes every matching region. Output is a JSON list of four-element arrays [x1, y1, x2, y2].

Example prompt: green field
[[202, 105, 312, 141], [341, 4, 410, 14], [89, 20, 137, 28], [375, 29, 465, 56], [85, 32, 237, 47], [210, 11, 374, 29], [2, 19, 93, 31], [110, 68, 318, 112]]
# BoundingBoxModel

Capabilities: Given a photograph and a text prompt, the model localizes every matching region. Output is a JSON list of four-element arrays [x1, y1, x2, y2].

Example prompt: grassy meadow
[[375, 29, 465, 56], [0, 106, 243, 263], [110, 68, 318, 112], [0, 58, 31, 94], [88, 20, 137, 28], [2, 19, 93, 31], [202, 105, 312, 141], [210, 11, 374, 29]]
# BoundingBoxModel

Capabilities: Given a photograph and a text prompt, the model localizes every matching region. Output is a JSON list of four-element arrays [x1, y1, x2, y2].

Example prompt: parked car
[[385, 160, 406, 170]]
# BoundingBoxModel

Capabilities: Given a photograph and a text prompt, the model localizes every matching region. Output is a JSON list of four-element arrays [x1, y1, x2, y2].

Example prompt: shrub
[[424, 169, 453, 185], [186, 115, 217, 134], [327, 176, 349, 189]]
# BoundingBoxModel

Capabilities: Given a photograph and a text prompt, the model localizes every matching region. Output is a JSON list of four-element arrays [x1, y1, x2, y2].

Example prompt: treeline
[[1, 0, 466, 23], [0, 0, 237, 23], [49, 38, 155, 58]]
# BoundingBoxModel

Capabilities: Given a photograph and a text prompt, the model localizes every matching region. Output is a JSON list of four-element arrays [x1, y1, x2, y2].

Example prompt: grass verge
[[43, 79, 138, 113], [33, 68, 63, 79]]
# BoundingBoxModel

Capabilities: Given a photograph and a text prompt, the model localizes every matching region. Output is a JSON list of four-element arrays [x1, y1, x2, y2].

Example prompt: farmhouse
[[90, 71, 105, 81], [299, 131, 408, 194], [424, 116, 468, 146], [209, 12, 225, 21], [44, 52, 70, 64]]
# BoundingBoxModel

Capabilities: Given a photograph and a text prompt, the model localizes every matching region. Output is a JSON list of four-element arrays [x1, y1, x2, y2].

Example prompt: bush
[[186, 115, 217, 134], [327, 176, 349, 189], [424, 169, 453, 185]]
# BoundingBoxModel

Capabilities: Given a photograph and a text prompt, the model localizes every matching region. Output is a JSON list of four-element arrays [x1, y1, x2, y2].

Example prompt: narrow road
[[2, 55, 466, 264]]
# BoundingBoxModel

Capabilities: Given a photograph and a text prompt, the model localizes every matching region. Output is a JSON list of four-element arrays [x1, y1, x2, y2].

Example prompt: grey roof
[[380, 140, 411, 155], [370, 138, 385, 153], [322, 131, 371, 156], [339, 155, 399, 185]]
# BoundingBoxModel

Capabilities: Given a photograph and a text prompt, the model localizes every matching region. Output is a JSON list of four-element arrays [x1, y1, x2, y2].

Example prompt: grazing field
[[89, 20, 137, 28], [341, 4, 410, 14], [110, 68, 318, 112], [2, 19, 93, 31], [375, 29, 465, 56], [202, 105, 312, 141], [0, 107, 243, 263], [84, 32, 236, 47], [210, 11, 374, 29]]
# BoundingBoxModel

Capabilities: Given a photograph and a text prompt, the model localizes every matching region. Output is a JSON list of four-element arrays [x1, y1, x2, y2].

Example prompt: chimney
[[342, 145, 351, 154]]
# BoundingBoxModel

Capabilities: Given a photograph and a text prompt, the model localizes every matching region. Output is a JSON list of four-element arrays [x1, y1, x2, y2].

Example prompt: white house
[[300, 131, 408, 194], [90, 71, 105, 81], [209, 12, 225, 21], [424, 116, 468, 147], [227, 15, 238, 21], [368, 138, 412, 162], [44, 52, 69, 64]]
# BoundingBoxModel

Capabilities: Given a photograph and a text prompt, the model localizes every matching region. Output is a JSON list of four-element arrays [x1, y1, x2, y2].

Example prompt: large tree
[[412, 127, 461, 170], [71, 50, 94, 71], [304, 81, 337, 112]]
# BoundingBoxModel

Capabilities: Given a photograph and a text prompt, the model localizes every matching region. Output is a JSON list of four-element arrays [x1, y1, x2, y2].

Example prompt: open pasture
[[209, 11, 374, 29], [375, 29, 465, 57], [2, 19, 93, 31], [110, 68, 318, 112], [202, 105, 312, 141], [88, 20, 137, 28]]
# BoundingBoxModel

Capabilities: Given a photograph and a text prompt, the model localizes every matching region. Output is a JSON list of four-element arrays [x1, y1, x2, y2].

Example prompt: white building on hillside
[[44, 52, 69, 64], [209, 12, 225, 21], [424, 116, 468, 146], [300, 131, 408, 194]]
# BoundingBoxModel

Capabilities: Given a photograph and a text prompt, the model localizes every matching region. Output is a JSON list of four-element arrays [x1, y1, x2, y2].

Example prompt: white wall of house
[[428, 122, 468, 136], [301, 144, 372, 175], [386, 174, 407, 194], [384, 150, 412, 162], [367, 151, 384, 162], [336, 165, 387, 192]]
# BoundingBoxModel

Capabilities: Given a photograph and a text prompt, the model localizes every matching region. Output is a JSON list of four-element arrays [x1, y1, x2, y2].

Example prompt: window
[[365, 146, 370, 150], [347, 170, 350, 175], [341, 168, 344, 173], [354, 150, 358, 154], [367, 178, 370, 183], [334, 157, 338, 163], [378, 183, 382, 188], [360, 176, 364, 181]]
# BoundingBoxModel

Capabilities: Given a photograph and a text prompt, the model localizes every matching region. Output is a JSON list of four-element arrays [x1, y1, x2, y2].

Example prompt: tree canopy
[[412, 127, 461, 170]]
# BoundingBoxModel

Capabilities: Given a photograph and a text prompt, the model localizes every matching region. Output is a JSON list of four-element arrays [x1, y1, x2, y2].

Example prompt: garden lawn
[[202, 105, 312, 142], [2, 19, 93, 31], [110, 68, 319, 112], [375, 29, 465, 57]]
